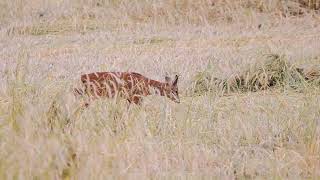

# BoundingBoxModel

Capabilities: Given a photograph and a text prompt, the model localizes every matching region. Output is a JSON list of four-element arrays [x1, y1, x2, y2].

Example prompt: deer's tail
[[73, 88, 84, 96]]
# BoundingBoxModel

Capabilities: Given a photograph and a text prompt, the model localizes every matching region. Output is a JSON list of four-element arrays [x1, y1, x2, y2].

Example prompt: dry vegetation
[[1, 0, 320, 179]]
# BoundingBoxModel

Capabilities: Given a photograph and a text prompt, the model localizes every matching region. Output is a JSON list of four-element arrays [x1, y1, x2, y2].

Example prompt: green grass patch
[[6, 17, 104, 36]]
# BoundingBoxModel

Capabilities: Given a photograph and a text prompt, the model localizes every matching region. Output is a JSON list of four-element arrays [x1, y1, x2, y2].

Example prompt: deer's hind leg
[[127, 95, 142, 105], [79, 86, 102, 108]]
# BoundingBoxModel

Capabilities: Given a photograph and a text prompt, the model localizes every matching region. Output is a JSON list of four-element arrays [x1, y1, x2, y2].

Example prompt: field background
[[1, 0, 320, 179]]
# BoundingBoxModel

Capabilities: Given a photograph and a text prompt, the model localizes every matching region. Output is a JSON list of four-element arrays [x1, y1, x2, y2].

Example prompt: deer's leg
[[128, 95, 142, 105], [80, 86, 91, 107], [79, 98, 90, 108], [74, 86, 89, 108]]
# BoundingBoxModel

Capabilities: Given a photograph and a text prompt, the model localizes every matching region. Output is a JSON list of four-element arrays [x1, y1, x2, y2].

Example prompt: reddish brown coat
[[74, 72, 180, 105]]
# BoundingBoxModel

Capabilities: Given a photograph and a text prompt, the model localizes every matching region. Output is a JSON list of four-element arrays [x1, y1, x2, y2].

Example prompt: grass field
[[0, 0, 320, 179]]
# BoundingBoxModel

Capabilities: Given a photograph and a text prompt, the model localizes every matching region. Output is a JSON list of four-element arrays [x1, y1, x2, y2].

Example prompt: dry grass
[[1, 0, 320, 179], [192, 54, 320, 95]]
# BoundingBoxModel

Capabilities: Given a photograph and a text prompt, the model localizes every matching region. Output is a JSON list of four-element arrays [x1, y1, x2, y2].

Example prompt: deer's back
[[80, 72, 150, 96]]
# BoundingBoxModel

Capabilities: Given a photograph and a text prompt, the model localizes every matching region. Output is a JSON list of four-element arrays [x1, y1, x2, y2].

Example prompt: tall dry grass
[[0, 0, 320, 179], [1, 0, 319, 36]]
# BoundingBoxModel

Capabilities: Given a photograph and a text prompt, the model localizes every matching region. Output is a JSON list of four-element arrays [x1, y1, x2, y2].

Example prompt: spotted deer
[[74, 72, 180, 106]]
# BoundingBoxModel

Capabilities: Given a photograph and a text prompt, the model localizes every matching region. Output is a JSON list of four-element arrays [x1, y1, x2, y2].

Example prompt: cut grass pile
[[192, 54, 320, 95]]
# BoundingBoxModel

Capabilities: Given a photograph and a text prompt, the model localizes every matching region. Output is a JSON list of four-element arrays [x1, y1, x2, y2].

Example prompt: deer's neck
[[148, 79, 167, 96]]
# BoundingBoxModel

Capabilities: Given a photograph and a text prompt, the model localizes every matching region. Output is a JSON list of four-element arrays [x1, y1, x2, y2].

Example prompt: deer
[[74, 72, 180, 106]]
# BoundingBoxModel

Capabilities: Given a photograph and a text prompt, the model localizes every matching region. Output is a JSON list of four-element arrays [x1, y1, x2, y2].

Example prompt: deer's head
[[164, 75, 180, 103]]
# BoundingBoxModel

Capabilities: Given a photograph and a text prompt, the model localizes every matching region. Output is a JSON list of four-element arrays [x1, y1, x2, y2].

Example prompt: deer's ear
[[165, 76, 171, 83], [172, 75, 178, 86]]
